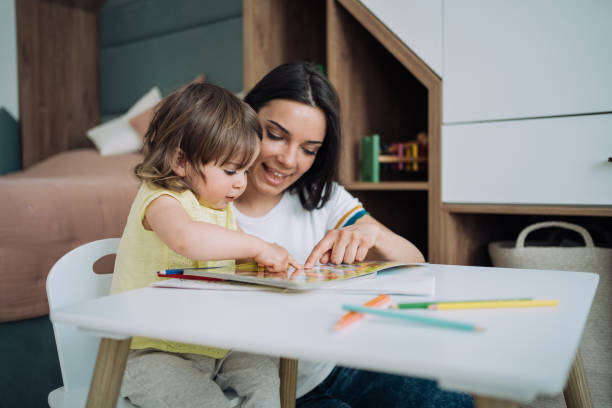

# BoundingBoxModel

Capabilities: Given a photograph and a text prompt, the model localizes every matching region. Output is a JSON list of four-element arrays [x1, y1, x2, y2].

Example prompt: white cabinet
[[443, 0, 612, 124], [442, 113, 612, 205], [359, 0, 442, 77]]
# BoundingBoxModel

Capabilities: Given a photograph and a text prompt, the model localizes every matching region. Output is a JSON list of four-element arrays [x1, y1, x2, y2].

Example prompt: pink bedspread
[[0, 149, 142, 322]]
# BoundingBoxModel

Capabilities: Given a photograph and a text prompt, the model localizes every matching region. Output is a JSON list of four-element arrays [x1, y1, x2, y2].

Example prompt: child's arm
[[146, 195, 301, 272]]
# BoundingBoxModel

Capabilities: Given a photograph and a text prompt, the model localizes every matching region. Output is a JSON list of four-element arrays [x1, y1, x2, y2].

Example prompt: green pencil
[[341, 304, 483, 332], [391, 298, 532, 309]]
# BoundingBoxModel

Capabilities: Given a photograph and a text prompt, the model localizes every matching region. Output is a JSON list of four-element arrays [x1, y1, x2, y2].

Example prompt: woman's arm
[[146, 195, 300, 271], [304, 214, 425, 267]]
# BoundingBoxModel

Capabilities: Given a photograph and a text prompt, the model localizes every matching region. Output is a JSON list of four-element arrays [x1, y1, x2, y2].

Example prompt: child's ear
[[170, 147, 187, 177]]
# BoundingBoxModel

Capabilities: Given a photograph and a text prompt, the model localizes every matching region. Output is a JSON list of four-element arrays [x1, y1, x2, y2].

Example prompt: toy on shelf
[[361, 132, 428, 183], [379, 132, 428, 181]]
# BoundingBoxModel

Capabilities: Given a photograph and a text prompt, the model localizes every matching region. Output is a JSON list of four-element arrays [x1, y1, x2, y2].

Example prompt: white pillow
[[87, 87, 162, 156]]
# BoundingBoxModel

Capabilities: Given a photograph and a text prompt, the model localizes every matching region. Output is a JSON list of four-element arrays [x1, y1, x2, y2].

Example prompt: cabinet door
[[360, 0, 442, 76], [443, 0, 612, 124], [442, 113, 612, 205]]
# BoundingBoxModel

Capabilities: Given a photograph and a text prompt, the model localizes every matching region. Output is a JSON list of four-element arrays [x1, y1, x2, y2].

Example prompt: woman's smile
[[261, 163, 292, 185]]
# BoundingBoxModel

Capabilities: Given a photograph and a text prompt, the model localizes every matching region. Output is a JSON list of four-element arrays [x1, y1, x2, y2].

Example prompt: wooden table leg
[[279, 357, 298, 408], [563, 352, 593, 408], [86, 337, 131, 408], [474, 395, 519, 408]]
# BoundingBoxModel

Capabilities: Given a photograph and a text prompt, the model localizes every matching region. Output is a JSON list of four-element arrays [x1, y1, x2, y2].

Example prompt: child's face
[[186, 150, 259, 210]]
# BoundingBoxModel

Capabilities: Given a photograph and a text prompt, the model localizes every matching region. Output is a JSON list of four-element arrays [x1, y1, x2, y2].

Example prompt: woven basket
[[489, 221, 612, 408], [488, 221, 612, 273]]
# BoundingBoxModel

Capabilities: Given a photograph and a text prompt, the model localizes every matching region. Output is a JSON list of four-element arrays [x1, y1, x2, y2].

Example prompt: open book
[[158, 261, 435, 296], [156, 261, 414, 291]]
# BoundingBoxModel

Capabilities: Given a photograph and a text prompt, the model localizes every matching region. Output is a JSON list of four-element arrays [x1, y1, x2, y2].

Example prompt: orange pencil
[[333, 294, 391, 331]]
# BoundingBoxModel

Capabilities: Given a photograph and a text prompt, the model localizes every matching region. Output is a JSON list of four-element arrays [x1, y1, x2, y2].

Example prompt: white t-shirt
[[234, 182, 366, 398]]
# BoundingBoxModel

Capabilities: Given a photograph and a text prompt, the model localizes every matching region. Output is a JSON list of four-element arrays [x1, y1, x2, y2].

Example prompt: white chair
[[46, 239, 242, 407], [47, 238, 134, 408]]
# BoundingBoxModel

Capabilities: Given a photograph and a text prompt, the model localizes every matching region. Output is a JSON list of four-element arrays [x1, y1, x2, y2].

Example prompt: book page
[[158, 261, 408, 290], [153, 264, 434, 295]]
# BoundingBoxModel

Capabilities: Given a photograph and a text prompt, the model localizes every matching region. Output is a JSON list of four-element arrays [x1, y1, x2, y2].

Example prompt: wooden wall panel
[[243, 0, 325, 92], [16, 0, 100, 168]]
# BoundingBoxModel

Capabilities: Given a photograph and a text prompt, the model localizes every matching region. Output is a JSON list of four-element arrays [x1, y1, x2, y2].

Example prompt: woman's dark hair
[[244, 62, 341, 211], [136, 82, 261, 192]]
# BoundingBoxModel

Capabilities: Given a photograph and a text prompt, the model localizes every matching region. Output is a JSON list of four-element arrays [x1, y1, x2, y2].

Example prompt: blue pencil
[[159, 266, 222, 276], [341, 304, 483, 332]]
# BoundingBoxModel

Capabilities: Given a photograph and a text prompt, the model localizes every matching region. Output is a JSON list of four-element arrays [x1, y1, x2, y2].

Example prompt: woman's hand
[[254, 241, 302, 273], [304, 214, 425, 268], [304, 222, 381, 268]]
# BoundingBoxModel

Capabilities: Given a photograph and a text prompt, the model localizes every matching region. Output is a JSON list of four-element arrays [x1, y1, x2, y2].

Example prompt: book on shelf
[[361, 134, 380, 182]]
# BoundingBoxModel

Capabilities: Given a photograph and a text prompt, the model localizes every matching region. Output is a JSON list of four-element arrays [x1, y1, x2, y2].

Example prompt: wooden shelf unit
[[243, 0, 441, 259], [243, 0, 327, 91], [443, 204, 612, 218], [347, 181, 429, 191], [244, 0, 611, 266], [440, 209, 612, 267]]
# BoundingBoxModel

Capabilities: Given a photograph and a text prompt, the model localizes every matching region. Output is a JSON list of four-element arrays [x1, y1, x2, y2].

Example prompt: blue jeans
[[296, 366, 474, 408]]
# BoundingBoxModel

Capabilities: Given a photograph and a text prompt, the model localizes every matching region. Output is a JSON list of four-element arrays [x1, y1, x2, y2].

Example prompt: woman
[[234, 62, 472, 407]]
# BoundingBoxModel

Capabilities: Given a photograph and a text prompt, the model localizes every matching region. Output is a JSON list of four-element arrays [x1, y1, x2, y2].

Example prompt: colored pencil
[[428, 299, 559, 311], [341, 304, 483, 332], [391, 298, 532, 309], [158, 266, 221, 276], [157, 268, 224, 282], [334, 294, 391, 331]]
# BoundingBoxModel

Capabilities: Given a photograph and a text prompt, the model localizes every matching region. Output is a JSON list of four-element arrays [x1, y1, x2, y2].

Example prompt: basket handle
[[516, 221, 594, 248]]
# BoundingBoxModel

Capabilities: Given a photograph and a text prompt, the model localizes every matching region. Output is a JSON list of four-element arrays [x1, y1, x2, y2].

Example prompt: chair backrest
[[47, 238, 120, 392]]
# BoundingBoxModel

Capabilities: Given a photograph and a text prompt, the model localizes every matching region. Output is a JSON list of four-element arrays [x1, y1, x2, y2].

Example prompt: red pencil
[[157, 269, 224, 282]]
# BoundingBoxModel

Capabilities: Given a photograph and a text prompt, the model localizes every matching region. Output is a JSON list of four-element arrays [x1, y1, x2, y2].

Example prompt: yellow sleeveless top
[[111, 182, 236, 358]]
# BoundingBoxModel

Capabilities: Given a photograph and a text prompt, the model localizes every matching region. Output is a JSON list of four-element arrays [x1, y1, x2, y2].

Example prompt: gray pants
[[121, 349, 280, 408]]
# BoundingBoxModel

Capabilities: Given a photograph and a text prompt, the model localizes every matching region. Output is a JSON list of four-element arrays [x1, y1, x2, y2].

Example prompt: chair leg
[[563, 352, 593, 408], [279, 357, 298, 408], [86, 337, 131, 408]]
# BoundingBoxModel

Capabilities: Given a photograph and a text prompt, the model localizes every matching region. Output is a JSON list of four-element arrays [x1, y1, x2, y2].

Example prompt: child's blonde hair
[[136, 83, 262, 191]]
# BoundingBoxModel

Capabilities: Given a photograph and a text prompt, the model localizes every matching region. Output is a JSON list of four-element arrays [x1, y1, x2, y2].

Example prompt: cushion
[[128, 107, 156, 141], [128, 75, 206, 140], [87, 87, 162, 155], [192, 73, 206, 84]]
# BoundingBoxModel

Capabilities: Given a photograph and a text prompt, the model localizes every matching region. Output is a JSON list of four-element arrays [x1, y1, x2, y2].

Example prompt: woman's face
[[247, 99, 326, 198]]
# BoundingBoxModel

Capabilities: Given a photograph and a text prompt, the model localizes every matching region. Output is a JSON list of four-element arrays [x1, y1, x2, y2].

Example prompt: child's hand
[[254, 242, 301, 273]]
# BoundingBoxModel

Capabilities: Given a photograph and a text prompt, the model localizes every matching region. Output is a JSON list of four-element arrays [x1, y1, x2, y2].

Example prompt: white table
[[50, 264, 599, 408]]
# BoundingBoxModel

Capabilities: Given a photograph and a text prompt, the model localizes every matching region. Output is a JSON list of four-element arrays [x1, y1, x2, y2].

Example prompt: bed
[[1, 0, 244, 323], [0, 149, 142, 321]]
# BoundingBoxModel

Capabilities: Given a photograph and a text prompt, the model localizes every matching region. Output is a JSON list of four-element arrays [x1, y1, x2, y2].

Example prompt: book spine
[[361, 134, 379, 182]]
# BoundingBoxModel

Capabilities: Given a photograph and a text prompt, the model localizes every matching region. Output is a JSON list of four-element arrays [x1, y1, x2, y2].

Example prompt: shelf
[[378, 156, 427, 164], [347, 181, 429, 191], [244, 0, 441, 261], [443, 203, 612, 217]]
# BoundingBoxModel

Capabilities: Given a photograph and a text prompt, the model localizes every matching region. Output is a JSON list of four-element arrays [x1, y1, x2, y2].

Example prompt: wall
[[0, 0, 19, 119], [99, 0, 243, 119]]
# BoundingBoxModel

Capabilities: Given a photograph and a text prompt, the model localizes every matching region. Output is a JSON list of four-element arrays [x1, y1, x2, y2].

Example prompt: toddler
[[111, 83, 299, 407]]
